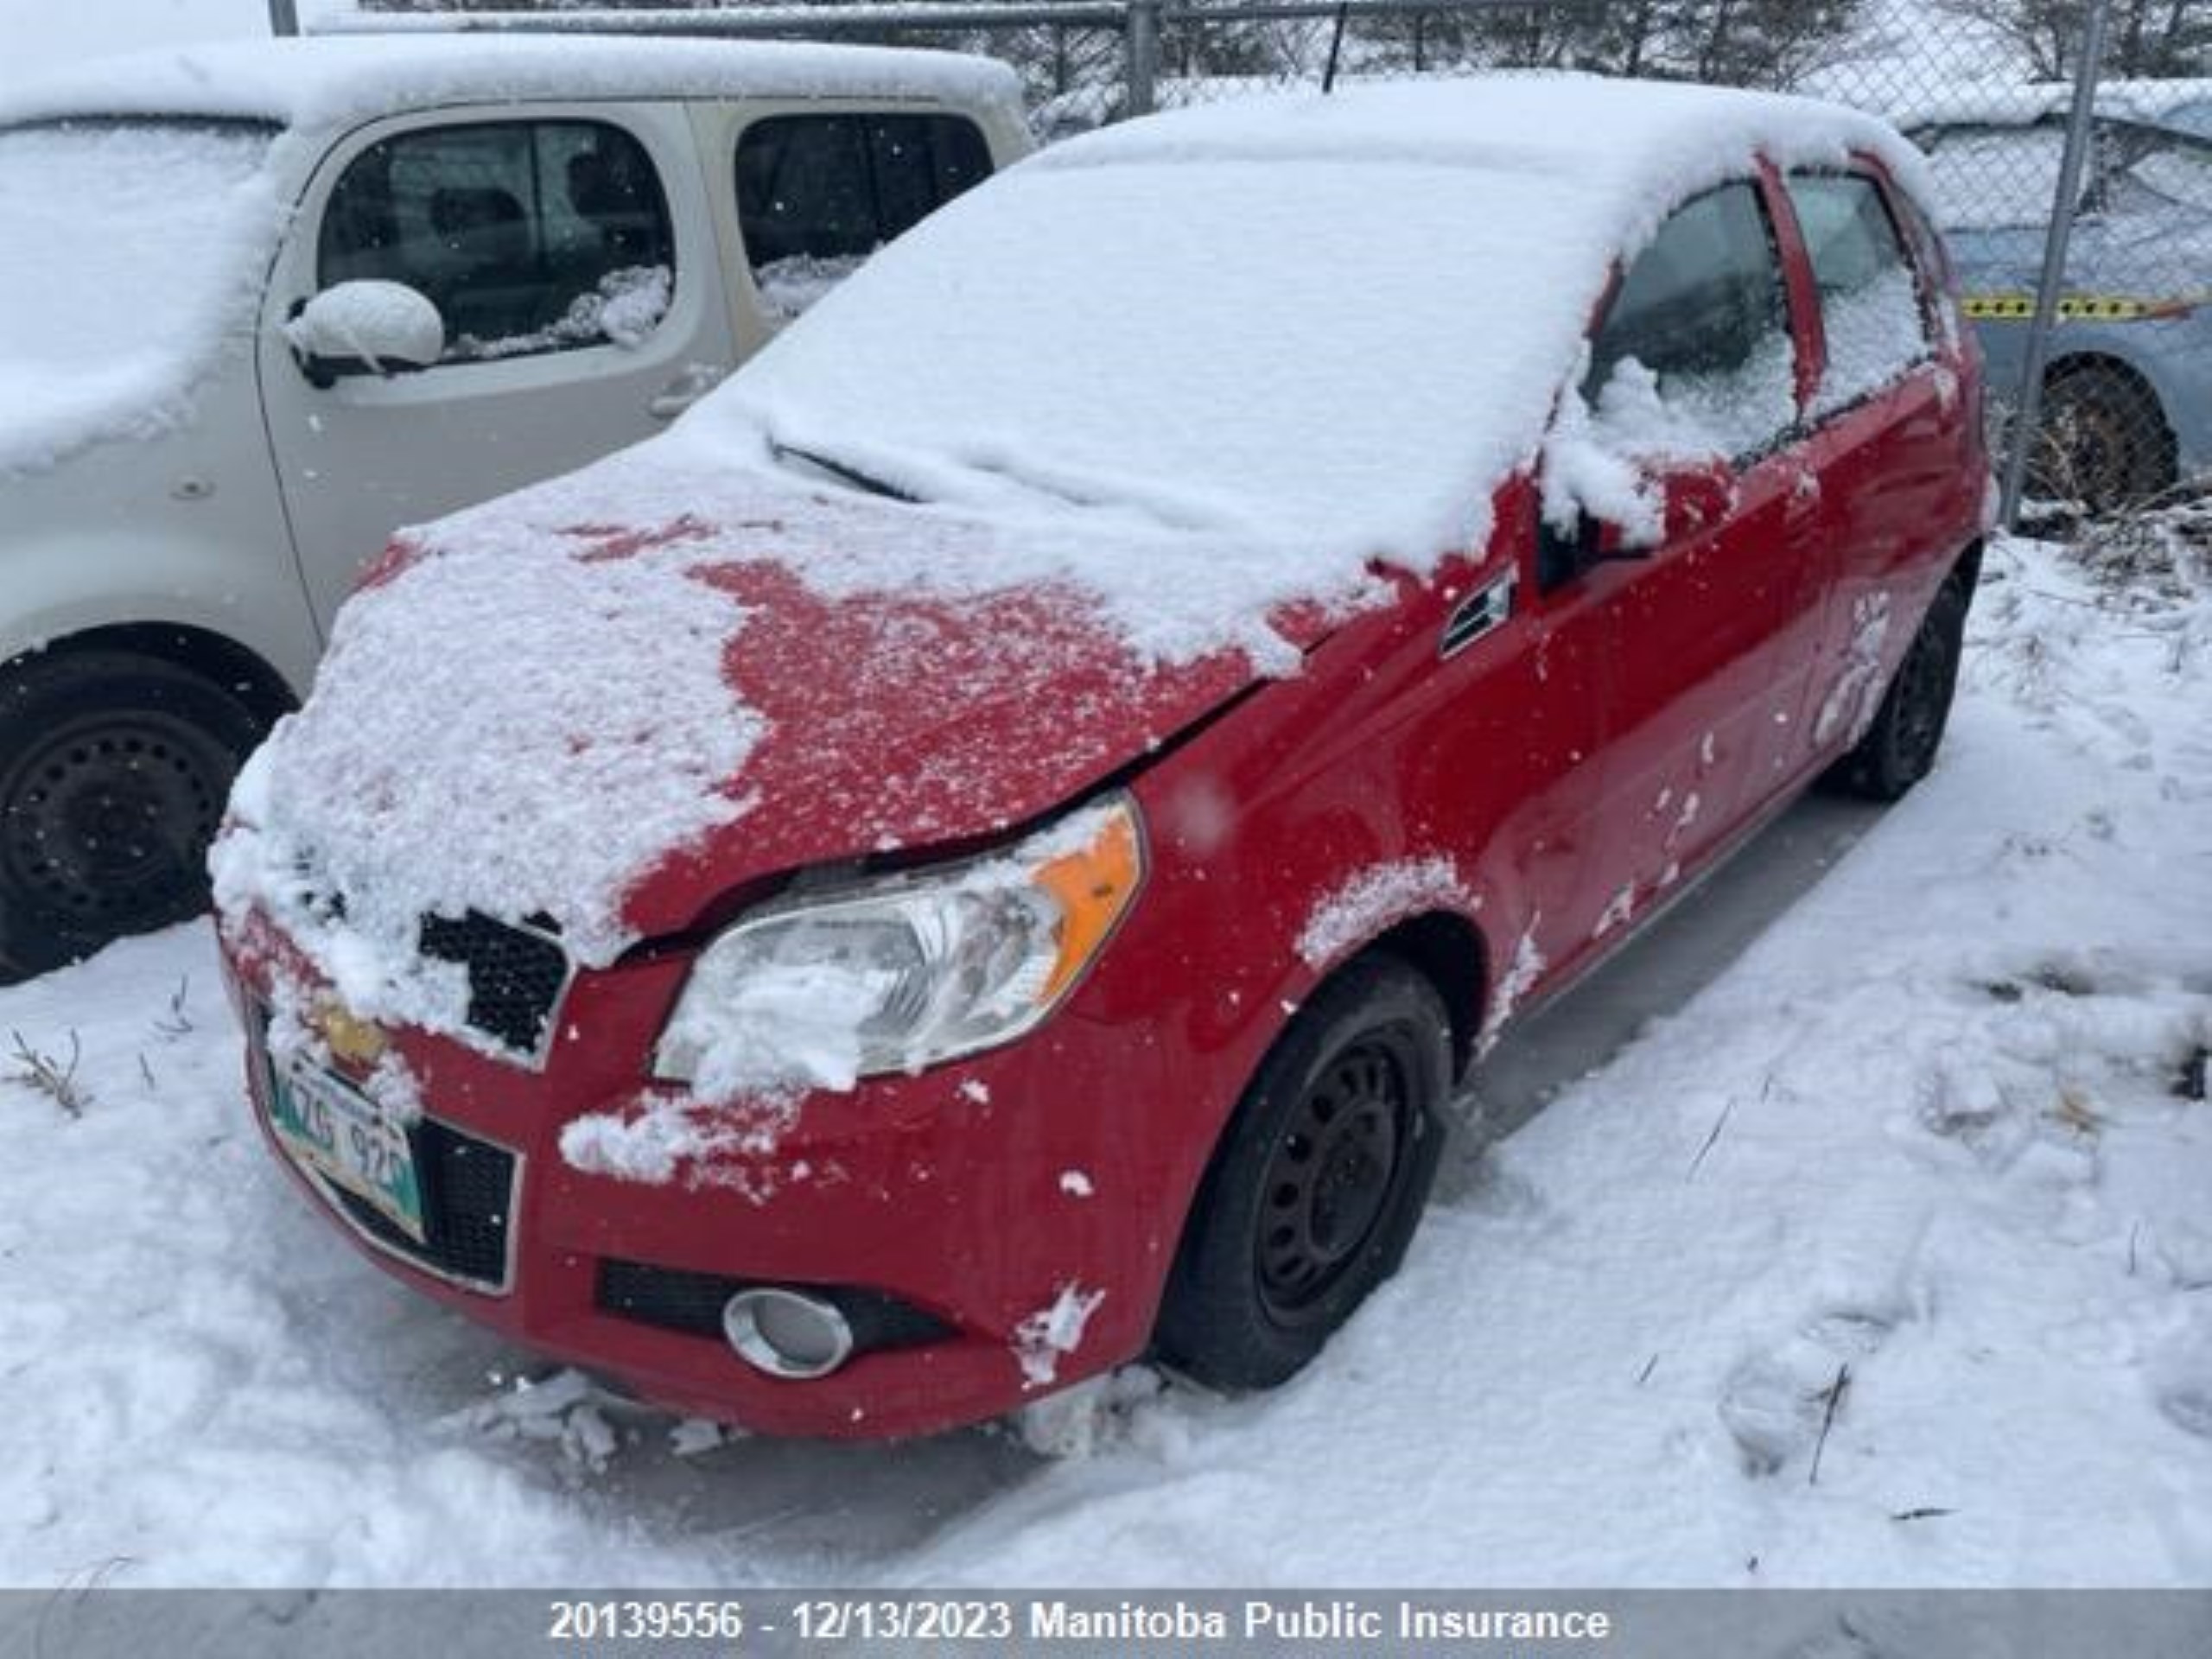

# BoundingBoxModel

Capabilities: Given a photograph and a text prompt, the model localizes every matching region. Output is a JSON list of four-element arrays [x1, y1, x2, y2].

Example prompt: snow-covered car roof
[[1898, 77, 2212, 135], [1042, 71, 1924, 183], [0, 34, 1022, 135]]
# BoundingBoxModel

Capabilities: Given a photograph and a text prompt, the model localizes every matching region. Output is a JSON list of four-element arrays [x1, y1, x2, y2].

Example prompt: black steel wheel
[[1828, 578, 1969, 804], [1154, 952, 1451, 1391], [0, 649, 267, 981], [1255, 1034, 1411, 1325]]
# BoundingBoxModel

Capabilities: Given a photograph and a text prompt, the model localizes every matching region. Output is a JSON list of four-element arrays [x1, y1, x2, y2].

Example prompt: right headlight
[[652, 796, 1146, 1097]]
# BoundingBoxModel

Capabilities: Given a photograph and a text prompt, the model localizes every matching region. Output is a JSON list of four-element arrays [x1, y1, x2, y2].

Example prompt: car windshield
[[709, 151, 1622, 562], [0, 118, 279, 390], [1918, 117, 2212, 229]]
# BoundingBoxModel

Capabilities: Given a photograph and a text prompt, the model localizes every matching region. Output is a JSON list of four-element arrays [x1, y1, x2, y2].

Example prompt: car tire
[[0, 650, 267, 982], [1154, 952, 1452, 1392], [2034, 362, 2177, 512], [1828, 578, 1968, 804]]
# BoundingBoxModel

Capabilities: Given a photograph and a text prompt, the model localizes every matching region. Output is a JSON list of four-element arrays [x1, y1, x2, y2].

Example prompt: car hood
[[219, 445, 1354, 1000], [615, 551, 1289, 940]]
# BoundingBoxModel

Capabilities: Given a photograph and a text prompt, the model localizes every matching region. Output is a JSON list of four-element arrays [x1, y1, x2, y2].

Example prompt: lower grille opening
[[326, 1118, 517, 1291], [595, 1258, 953, 1354]]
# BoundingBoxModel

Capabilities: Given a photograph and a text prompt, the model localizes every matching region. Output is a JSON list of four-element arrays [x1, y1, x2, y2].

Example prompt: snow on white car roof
[[0, 33, 1018, 480], [1043, 69, 1919, 177], [0, 33, 1021, 134]]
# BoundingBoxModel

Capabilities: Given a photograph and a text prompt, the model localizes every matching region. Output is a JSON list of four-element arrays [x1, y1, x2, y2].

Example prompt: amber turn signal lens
[[1035, 807, 1144, 1004]]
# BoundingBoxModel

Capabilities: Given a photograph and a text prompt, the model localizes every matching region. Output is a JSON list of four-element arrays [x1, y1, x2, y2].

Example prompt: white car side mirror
[[287, 281, 446, 386]]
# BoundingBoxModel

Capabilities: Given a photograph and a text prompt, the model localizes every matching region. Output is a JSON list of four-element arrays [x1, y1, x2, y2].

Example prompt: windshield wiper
[[769, 438, 920, 504]]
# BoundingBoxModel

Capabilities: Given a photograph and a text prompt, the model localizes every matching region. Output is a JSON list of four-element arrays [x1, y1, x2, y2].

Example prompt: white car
[[0, 33, 1028, 979]]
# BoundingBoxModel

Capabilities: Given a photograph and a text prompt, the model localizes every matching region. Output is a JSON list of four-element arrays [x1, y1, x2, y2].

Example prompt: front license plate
[[267, 1058, 426, 1243]]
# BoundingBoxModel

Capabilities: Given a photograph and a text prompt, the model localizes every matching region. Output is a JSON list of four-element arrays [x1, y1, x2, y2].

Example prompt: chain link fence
[[347, 0, 2212, 525]]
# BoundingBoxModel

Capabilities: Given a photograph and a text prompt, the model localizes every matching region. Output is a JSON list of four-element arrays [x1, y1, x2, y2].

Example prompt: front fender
[[0, 373, 319, 692]]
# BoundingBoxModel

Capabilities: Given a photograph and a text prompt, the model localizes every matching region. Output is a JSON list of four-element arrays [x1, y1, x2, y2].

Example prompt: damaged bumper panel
[[222, 932, 1181, 1440]]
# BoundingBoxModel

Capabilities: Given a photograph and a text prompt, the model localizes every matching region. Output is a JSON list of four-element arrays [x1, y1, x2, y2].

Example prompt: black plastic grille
[[418, 910, 568, 1058], [595, 1258, 954, 1352], [326, 1117, 517, 1291]]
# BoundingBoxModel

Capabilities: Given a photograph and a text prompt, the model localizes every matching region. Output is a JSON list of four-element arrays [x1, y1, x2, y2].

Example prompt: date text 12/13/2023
[[542, 1597, 1617, 1644]]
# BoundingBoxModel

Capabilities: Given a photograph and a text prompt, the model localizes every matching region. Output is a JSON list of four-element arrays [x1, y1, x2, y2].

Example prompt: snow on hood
[[0, 118, 285, 478], [212, 443, 1279, 1034], [218, 74, 1933, 1033], [212, 486, 761, 1027]]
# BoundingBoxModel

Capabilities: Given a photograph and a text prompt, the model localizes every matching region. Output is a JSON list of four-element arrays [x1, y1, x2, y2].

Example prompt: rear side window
[[736, 113, 991, 322], [1785, 174, 1932, 416], [319, 119, 675, 364], [1586, 181, 1798, 461]]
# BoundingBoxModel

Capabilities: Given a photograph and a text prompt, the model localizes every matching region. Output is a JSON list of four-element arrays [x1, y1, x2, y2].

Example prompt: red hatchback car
[[216, 77, 1988, 1439]]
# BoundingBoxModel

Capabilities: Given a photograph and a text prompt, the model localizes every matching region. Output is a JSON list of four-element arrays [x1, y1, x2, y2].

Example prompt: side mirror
[[1536, 457, 1737, 591], [1535, 511, 1626, 592], [286, 281, 445, 388], [1656, 457, 1736, 542]]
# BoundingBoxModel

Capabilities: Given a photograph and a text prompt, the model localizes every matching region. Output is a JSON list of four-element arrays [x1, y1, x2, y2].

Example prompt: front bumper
[[220, 925, 1204, 1440]]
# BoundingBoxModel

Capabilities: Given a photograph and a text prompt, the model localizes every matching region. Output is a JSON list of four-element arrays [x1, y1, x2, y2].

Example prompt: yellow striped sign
[[1961, 293, 2200, 321]]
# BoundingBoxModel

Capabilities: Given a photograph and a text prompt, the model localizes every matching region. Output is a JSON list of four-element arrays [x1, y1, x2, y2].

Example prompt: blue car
[[1911, 80, 2212, 507]]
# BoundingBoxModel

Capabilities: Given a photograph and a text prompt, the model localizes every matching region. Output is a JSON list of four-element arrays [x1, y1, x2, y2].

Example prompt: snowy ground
[[1, 530, 2207, 1588]]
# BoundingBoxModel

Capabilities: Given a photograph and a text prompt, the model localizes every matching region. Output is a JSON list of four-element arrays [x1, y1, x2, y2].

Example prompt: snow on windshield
[[0, 118, 283, 475], [711, 152, 1603, 567], [706, 78, 1929, 575]]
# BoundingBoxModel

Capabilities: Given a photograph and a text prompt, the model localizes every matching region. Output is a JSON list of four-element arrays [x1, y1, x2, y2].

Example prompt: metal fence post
[[1996, 0, 2113, 529], [1125, 0, 1161, 118]]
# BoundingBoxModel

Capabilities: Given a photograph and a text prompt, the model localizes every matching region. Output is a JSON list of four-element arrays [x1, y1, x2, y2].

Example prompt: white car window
[[734, 113, 991, 323], [1584, 182, 1801, 463], [318, 118, 675, 364]]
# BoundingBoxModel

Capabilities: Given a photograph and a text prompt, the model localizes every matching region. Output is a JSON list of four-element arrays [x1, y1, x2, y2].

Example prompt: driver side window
[[1586, 182, 1799, 463], [318, 118, 677, 365]]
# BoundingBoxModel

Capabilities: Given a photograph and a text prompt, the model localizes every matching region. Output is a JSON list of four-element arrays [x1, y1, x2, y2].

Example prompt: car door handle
[[648, 364, 727, 421]]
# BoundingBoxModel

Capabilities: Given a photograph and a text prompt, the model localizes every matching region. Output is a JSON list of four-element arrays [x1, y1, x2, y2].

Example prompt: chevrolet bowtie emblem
[[313, 1001, 388, 1069]]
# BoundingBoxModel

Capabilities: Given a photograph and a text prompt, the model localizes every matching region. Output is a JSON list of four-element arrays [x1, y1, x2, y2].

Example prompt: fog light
[[721, 1287, 855, 1380]]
